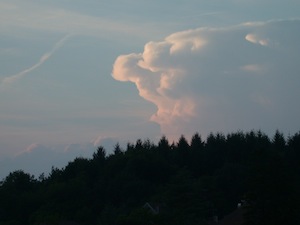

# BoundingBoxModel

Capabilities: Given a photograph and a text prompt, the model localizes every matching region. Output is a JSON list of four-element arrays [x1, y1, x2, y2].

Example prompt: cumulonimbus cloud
[[112, 19, 300, 139], [0, 34, 71, 89]]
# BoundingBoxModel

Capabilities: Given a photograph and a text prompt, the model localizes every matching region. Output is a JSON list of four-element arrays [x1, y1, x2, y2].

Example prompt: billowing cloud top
[[112, 20, 300, 139]]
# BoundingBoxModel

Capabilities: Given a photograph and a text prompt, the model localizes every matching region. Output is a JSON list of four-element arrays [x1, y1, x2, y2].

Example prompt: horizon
[[0, 129, 298, 180]]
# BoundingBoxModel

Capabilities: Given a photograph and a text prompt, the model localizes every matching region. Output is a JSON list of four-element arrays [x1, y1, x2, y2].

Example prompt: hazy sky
[[1, 0, 300, 178]]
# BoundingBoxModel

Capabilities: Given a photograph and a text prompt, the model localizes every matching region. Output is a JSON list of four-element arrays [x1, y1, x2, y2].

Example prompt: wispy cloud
[[0, 1, 168, 41], [0, 34, 71, 89]]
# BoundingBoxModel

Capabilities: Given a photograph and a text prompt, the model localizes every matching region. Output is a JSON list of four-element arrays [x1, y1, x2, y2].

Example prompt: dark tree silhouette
[[0, 130, 299, 225]]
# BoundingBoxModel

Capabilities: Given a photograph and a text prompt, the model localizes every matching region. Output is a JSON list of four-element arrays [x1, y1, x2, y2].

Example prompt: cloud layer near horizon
[[0, 136, 122, 180], [113, 20, 300, 139]]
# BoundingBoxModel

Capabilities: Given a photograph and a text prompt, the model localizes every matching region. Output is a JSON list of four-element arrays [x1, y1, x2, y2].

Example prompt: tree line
[[0, 130, 300, 225]]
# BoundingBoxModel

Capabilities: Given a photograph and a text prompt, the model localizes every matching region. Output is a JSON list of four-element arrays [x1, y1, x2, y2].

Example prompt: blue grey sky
[[0, 0, 300, 178]]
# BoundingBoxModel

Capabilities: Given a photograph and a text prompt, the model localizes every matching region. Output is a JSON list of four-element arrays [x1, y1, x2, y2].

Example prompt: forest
[[0, 130, 300, 225]]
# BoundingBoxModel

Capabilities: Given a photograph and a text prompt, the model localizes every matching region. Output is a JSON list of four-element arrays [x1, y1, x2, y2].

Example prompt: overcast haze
[[1, 0, 300, 179]]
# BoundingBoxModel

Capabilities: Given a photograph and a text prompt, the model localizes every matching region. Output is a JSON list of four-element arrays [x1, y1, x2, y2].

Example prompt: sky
[[1, 0, 300, 179]]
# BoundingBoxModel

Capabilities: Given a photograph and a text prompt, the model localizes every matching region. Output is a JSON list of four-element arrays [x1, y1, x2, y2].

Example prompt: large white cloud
[[112, 19, 300, 139]]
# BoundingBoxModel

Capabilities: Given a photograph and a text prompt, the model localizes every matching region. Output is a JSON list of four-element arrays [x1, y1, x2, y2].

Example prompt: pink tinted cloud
[[112, 19, 300, 139]]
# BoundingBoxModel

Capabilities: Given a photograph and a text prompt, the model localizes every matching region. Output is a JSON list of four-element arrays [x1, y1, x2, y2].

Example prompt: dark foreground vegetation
[[1, 130, 300, 225]]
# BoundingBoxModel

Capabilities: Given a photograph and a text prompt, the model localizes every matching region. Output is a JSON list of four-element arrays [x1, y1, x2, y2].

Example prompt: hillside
[[0, 130, 300, 225]]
